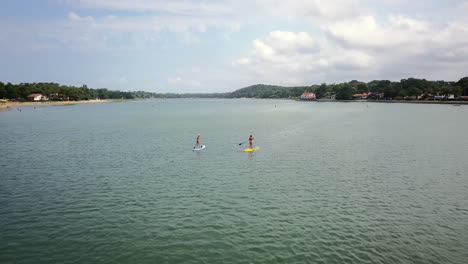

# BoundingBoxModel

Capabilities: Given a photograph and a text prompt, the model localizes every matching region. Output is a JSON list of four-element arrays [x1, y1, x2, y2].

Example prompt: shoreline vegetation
[[1, 76, 468, 110], [135, 76, 468, 101]]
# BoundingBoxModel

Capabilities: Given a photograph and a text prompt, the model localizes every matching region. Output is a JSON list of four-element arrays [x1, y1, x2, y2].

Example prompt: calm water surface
[[1, 99, 468, 264]]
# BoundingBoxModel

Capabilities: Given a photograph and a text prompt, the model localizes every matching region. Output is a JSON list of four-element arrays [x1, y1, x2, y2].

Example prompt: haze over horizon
[[1, 0, 468, 93]]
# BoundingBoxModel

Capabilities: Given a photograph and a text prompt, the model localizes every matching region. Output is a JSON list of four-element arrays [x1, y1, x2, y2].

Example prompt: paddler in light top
[[248, 135, 254, 149]]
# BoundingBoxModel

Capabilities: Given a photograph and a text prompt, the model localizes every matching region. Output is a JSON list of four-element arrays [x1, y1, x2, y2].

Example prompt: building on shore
[[354, 92, 384, 100], [417, 93, 457, 100], [300, 92, 316, 100], [352, 92, 370, 99], [27, 94, 48, 101]]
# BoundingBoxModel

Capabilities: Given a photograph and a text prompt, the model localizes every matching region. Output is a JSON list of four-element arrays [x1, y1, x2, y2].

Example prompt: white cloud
[[243, 31, 320, 66], [252, 39, 276, 61], [266, 31, 318, 54], [56, 0, 356, 50], [3, 0, 468, 91], [323, 15, 435, 51], [68, 11, 80, 21], [23, 11, 241, 49], [11, 0, 361, 50], [68, 12, 94, 22], [12, 0, 468, 54], [233, 30, 375, 85], [233, 7, 468, 86], [325, 14, 468, 61]]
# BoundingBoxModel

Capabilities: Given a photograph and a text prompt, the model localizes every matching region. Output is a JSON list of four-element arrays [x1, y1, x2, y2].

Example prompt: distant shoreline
[[235, 98, 468, 104], [313, 99, 468, 104], [0, 99, 113, 111], [2, 98, 467, 112], [152, 97, 468, 104]]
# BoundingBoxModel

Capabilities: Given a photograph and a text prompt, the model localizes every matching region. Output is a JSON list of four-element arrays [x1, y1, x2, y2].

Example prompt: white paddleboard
[[193, 145, 206, 151]]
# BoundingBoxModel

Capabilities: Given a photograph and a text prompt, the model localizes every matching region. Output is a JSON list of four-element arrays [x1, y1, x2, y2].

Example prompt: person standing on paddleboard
[[195, 134, 201, 148], [248, 135, 255, 149]]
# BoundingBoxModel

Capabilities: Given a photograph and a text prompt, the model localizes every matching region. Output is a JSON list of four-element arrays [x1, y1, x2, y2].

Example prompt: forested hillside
[[0, 82, 157, 100], [2, 77, 467, 100]]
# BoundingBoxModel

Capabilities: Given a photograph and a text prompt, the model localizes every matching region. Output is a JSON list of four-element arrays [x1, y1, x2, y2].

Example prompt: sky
[[1, 0, 468, 93]]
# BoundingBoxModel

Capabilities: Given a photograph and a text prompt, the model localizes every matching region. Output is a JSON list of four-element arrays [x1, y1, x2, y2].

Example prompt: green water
[[1, 99, 468, 264]]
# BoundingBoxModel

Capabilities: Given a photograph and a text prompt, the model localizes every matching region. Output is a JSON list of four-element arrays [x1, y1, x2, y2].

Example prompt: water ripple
[[1, 100, 468, 263]]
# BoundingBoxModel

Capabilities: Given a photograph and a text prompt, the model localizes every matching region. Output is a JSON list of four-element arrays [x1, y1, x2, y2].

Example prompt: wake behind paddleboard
[[244, 147, 260, 152], [193, 145, 206, 151]]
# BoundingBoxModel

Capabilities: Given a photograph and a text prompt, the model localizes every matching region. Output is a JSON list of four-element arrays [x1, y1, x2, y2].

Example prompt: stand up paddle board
[[244, 147, 260, 152], [193, 145, 206, 151]]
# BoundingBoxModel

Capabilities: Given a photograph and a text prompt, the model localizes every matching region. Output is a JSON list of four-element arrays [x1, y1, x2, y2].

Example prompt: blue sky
[[1, 0, 468, 93]]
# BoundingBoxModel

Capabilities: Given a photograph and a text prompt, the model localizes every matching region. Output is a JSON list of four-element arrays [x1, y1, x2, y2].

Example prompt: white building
[[27, 94, 48, 101], [300, 92, 316, 100]]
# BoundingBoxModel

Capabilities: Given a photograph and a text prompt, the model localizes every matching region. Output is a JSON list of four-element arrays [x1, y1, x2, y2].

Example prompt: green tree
[[336, 84, 353, 100], [452, 86, 462, 97], [0, 82, 5, 98], [356, 83, 368, 93], [5, 83, 19, 99], [457, 77, 468, 96], [315, 83, 328, 99], [382, 82, 399, 99]]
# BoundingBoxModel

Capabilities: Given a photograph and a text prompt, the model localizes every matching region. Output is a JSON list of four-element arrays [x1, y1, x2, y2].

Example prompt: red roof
[[353, 93, 368, 97], [27, 93, 43, 97], [301, 92, 316, 98]]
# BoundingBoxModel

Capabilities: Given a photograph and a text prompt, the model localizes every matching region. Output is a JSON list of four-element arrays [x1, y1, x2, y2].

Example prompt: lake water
[[1, 99, 468, 264]]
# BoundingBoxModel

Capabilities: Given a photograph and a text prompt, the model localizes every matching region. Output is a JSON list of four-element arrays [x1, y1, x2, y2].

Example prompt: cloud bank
[[1, 0, 467, 91]]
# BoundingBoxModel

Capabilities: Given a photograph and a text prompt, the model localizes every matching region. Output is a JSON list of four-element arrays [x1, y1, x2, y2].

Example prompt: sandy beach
[[0, 99, 113, 111]]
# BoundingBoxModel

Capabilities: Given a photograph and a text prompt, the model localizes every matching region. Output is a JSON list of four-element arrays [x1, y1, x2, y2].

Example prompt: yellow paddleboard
[[244, 147, 260, 152]]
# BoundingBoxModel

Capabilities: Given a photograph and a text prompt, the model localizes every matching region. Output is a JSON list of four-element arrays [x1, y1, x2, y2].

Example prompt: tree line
[[223, 77, 468, 100], [0, 82, 157, 101], [2, 77, 468, 101], [153, 77, 468, 100]]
